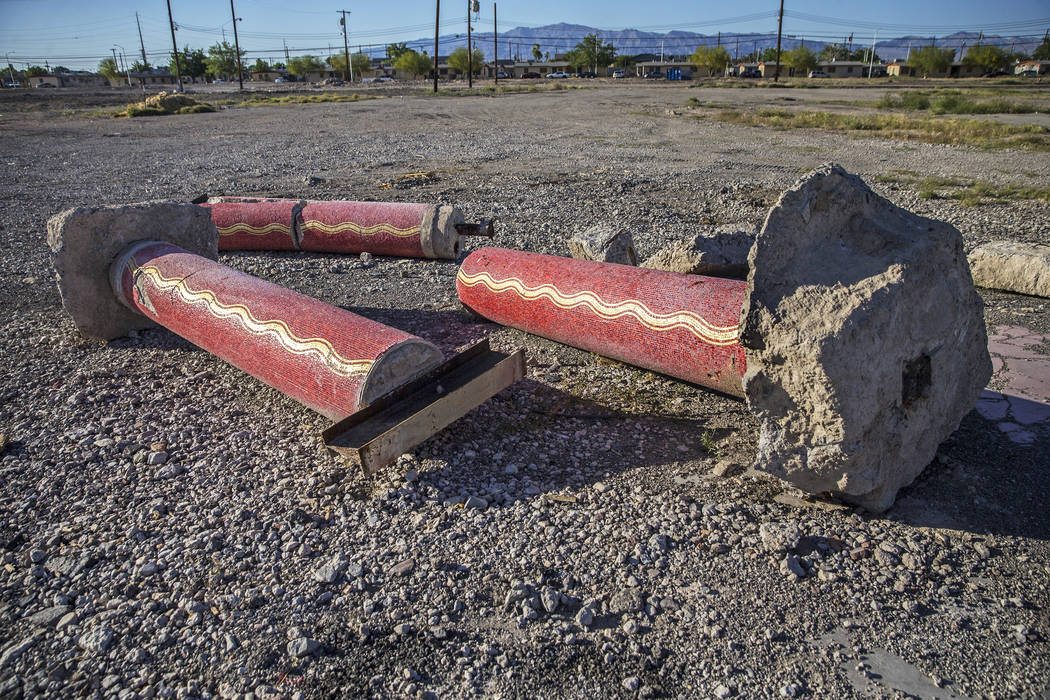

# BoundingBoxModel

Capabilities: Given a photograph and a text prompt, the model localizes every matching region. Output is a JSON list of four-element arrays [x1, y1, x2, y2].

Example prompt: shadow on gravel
[[888, 410, 1050, 541], [408, 376, 722, 506]]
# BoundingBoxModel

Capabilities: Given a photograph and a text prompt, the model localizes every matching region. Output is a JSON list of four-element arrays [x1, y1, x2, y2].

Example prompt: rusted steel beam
[[457, 247, 746, 397]]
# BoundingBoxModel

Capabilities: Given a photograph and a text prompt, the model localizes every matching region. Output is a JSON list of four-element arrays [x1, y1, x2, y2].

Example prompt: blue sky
[[2, 0, 1048, 70]]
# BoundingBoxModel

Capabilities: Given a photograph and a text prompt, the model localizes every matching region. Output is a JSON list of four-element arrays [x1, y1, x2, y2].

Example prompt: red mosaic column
[[298, 201, 432, 258], [202, 198, 302, 252], [457, 247, 747, 397], [111, 241, 443, 419]]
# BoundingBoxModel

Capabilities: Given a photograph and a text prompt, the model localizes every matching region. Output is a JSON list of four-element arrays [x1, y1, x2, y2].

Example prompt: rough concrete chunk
[[566, 224, 637, 266], [48, 202, 218, 340], [740, 164, 991, 512], [968, 241, 1050, 298], [642, 224, 756, 278]]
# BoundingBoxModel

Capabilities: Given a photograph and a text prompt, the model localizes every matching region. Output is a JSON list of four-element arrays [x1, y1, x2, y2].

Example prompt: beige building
[[30, 71, 107, 88]]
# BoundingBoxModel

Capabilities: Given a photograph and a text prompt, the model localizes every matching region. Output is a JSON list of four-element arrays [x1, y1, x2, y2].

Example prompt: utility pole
[[493, 3, 498, 84], [164, 1, 183, 91], [433, 0, 440, 92], [773, 0, 784, 81], [136, 12, 149, 68], [230, 0, 243, 90], [110, 47, 119, 82], [467, 0, 473, 88], [283, 39, 290, 67], [338, 10, 351, 81]]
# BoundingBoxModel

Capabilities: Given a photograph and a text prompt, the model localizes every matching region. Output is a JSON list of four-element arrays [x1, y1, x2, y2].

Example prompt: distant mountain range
[[380, 22, 1044, 63]]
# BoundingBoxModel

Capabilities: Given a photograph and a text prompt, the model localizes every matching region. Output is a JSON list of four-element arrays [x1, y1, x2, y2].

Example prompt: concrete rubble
[[642, 223, 756, 278], [740, 164, 992, 511], [566, 224, 638, 265], [968, 240, 1050, 298]]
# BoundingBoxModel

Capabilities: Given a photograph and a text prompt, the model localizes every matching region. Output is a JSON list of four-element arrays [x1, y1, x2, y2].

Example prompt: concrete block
[[48, 202, 218, 340], [642, 223, 756, 278], [740, 164, 992, 511], [566, 224, 638, 266], [968, 240, 1050, 298]]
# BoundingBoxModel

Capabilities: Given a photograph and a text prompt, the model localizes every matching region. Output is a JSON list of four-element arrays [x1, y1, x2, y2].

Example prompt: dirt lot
[[0, 83, 1048, 699]]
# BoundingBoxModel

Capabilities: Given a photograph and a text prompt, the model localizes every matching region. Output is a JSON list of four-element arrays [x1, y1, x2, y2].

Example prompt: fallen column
[[49, 202, 524, 473], [110, 240, 444, 419], [458, 165, 992, 511], [458, 248, 747, 397], [201, 196, 494, 259]]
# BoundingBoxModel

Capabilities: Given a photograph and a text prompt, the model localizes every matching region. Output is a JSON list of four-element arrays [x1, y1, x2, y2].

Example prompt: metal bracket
[[454, 220, 496, 238], [322, 339, 525, 475]]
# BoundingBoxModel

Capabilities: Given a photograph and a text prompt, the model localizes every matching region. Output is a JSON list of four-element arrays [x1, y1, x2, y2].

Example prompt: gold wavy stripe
[[458, 268, 739, 346], [216, 222, 292, 237], [302, 219, 421, 238], [133, 263, 373, 377]]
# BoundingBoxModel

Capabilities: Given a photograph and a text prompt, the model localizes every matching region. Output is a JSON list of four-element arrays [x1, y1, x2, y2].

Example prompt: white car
[[808, 70, 829, 78], [545, 71, 570, 79], [611, 69, 625, 79]]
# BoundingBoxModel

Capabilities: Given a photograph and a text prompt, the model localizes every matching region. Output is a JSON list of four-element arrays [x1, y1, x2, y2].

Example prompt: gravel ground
[[0, 84, 1048, 699]]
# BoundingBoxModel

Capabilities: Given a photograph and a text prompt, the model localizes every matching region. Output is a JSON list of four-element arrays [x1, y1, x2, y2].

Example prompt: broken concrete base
[[642, 224, 756, 278], [48, 202, 218, 341], [566, 224, 638, 266], [740, 164, 992, 512], [968, 241, 1050, 298]]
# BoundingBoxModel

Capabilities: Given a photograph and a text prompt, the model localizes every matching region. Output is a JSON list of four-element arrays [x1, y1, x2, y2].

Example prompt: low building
[[888, 61, 986, 78], [1015, 60, 1050, 75], [634, 61, 701, 78], [506, 60, 571, 78], [758, 61, 795, 78], [887, 61, 914, 77], [123, 69, 178, 87], [29, 71, 107, 88], [251, 68, 288, 82], [819, 60, 868, 77]]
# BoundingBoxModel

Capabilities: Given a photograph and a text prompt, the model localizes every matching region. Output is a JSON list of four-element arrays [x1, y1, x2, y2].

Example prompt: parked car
[[521, 72, 541, 79], [274, 76, 289, 83], [374, 76, 393, 83], [740, 68, 760, 78], [576, 71, 596, 78], [37, 82, 55, 88], [611, 69, 625, 79], [213, 78, 226, 84], [3, 81, 22, 88], [545, 71, 570, 79], [496, 71, 508, 78], [1019, 70, 1038, 77], [644, 70, 663, 79], [808, 70, 829, 78]]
